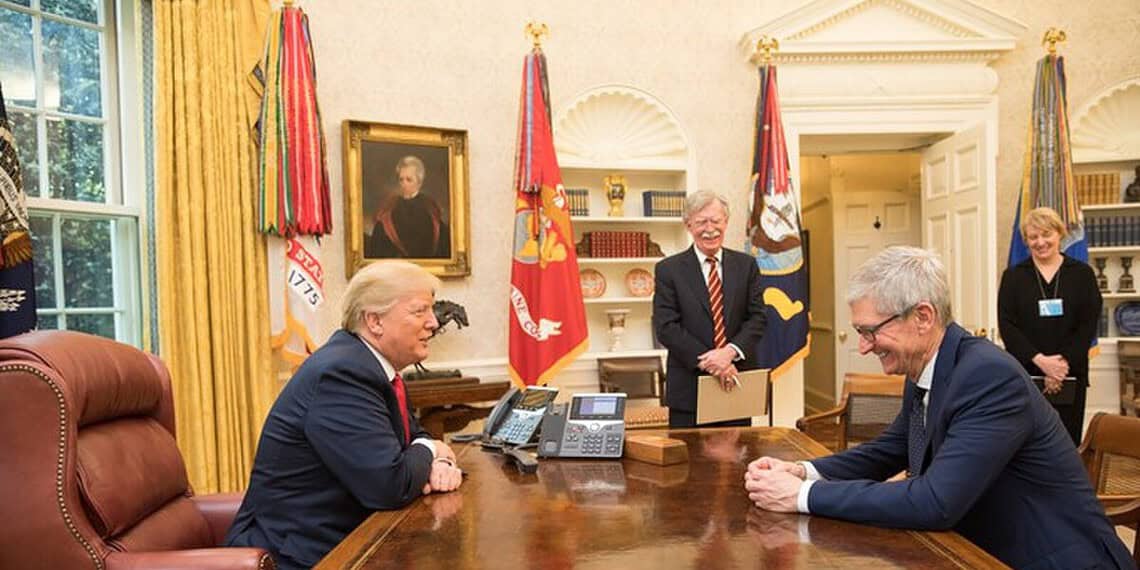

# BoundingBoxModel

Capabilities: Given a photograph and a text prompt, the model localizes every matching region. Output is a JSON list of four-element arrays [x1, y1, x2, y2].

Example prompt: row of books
[[642, 190, 686, 217], [1077, 172, 1122, 206], [1086, 217, 1140, 247], [576, 231, 661, 258], [566, 188, 590, 216], [563, 188, 686, 217]]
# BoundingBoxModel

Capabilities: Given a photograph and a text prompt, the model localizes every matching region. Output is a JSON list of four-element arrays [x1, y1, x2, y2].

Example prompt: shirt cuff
[[412, 437, 436, 458], [800, 461, 823, 481], [797, 479, 815, 513], [728, 343, 745, 361]]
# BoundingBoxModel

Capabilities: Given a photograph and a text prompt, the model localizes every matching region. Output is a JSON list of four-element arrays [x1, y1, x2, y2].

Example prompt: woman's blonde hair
[[341, 261, 440, 331], [1020, 207, 1068, 240]]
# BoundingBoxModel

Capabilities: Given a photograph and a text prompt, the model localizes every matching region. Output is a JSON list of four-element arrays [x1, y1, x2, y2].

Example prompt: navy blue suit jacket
[[807, 323, 1131, 569], [652, 246, 767, 412], [225, 330, 433, 569]]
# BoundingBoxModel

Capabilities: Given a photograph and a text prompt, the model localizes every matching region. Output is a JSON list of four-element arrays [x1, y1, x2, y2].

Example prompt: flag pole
[[525, 21, 549, 49], [756, 34, 781, 428]]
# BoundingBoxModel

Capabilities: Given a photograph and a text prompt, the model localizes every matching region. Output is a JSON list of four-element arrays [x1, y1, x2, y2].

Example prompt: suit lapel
[[682, 246, 712, 318], [347, 330, 409, 445], [921, 324, 967, 463]]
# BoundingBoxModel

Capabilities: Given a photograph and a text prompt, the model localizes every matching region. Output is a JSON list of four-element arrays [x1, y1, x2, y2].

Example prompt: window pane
[[0, 7, 35, 107], [37, 314, 59, 330], [29, 214, 55, 308], [61, 217, 112, 307], [42, 19, 102, 117], [42, 0, 98, 24], [7, 108, 39, 196], [47, 117, 104, 201], [68, 313, 114, 338]]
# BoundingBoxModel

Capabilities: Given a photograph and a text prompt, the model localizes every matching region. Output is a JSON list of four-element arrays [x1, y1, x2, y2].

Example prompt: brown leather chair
[[0, 330, 274, 569], [796, 372, 906, 452], [1078, 412, 1140, 566], [1117, 339, 1140, 416]]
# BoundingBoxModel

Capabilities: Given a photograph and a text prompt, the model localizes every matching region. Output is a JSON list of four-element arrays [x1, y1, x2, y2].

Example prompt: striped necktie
[[706, 256, 727, 348]]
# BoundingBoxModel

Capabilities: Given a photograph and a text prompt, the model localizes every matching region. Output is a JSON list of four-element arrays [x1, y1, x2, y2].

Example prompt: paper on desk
[[696, 368, 769, 425]]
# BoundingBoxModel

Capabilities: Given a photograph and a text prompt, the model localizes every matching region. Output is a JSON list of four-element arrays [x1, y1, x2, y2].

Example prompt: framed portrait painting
[[343, 121, 470, 278]]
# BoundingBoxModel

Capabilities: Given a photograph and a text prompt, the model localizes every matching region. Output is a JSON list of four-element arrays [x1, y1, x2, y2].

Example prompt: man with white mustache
[[743, 246, 1131, 569], [653, 190, 767, 428]]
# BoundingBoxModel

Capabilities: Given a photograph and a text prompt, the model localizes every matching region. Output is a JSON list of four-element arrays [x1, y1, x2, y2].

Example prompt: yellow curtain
[[155, 0, 275, 494]]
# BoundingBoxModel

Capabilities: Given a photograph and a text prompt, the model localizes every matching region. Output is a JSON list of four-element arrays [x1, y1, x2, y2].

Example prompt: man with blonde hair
[[227, 261, 462, 570]]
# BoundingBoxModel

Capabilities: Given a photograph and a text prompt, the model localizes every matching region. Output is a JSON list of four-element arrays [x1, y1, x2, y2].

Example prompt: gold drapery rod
[[1042, 27, 1066, 55], [756, 36, 779, 64], [525, 21, 549, 49]]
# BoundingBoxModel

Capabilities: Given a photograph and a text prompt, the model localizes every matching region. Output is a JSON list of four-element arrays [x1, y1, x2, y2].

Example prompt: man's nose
[[857, 335, 874, 355], [426, 312, 439, 330]]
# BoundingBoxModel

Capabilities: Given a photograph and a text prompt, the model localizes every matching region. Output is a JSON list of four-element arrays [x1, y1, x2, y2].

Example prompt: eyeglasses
[[853, 312, 905, 344]]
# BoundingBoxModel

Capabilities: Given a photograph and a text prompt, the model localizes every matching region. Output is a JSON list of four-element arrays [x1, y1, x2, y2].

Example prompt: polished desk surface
[[317, 427, 1005, 569]]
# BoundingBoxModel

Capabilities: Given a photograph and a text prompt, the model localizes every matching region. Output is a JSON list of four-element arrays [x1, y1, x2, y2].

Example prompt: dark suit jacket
[[652, 246, 767, 412], [225, 330, 433, 570], [807, 323, 1131, 570]]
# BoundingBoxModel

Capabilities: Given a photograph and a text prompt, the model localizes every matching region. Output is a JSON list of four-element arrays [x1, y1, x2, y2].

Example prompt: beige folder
[[696, 368, 770, 425]]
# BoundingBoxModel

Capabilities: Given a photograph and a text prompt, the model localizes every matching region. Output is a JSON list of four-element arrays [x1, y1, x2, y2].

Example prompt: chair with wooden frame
[[597, 355, 669, 430], [1116, 339, 1140, 416], [796, 372, 906, 452], [1078, 412, 1140, 566]]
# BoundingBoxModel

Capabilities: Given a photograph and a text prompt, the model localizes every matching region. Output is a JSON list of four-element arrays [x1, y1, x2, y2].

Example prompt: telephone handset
[[482, 385, 559, 446]]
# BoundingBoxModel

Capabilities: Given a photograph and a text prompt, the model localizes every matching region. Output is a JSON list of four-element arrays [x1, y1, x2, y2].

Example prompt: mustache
[[699, 230, 722, 239]]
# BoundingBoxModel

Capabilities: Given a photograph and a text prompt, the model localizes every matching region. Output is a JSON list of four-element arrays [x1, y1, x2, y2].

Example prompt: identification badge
[[1038, 298, 1064, 317]]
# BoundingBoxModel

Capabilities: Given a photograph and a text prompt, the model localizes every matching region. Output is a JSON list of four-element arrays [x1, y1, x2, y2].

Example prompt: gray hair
[[846, 246, 953, 326], [341, 260, 441, 331], [682, 190, 730, 223], [396, 155, 425, 184]]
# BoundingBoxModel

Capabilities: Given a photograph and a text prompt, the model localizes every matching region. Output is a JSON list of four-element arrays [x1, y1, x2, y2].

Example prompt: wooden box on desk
[[624, 434, 688, 465]]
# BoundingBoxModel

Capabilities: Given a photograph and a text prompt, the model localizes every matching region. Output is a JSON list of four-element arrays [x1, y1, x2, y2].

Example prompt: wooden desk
[[317, 427, 1004, 569], [405, 377, 511, 439]]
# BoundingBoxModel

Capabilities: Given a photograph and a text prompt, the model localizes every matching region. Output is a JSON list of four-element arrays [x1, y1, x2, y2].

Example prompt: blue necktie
[[907, 386, 928, 477]]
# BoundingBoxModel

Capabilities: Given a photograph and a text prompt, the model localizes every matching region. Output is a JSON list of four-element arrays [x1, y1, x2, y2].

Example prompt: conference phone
[[538, 393, 627, 459]]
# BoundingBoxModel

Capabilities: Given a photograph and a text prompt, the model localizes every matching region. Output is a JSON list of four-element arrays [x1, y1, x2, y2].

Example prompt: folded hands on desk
[[744, 456, 804, 513]]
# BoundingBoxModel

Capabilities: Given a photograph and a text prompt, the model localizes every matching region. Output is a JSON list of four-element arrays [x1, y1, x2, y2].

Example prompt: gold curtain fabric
[[155, 0, 275, 493]]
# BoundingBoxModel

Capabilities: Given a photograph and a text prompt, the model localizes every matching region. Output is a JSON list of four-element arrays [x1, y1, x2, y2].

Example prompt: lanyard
[[1034, 263, 1062, 300]]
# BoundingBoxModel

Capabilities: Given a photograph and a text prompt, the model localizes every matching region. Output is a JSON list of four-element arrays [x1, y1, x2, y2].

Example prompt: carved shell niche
[[553, 85, 689, 169], [1071, 78, 1140, 163]]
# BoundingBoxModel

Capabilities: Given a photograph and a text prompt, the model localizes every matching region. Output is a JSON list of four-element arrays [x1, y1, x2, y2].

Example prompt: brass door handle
[[838, 330, 848, 342]]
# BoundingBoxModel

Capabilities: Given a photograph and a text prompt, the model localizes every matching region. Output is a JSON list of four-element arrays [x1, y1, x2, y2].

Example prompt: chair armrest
[[105, 548, 275, 570], [191, 492, 245, 546], [1102, 496, 1140, 526], [795, 406, 844, 432]]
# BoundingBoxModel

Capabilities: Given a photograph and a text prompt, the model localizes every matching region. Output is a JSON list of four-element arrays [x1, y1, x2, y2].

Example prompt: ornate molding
[[785, 0, 977, 42], [1071, 77, 1140, 163], [553, 85, 690, 169]]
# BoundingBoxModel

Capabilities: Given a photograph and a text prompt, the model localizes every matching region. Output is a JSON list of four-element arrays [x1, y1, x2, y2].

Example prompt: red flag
[[507, 48, 587, 386]]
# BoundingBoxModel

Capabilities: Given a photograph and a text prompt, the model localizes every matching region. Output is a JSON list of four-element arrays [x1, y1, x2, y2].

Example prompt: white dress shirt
[[359, 336, 437, 458]]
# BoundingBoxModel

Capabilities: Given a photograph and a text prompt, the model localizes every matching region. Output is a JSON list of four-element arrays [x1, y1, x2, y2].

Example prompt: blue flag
[[745, 65, 810, 378], [0, 81, 37, 338], [1008, 54, 1085, 267]]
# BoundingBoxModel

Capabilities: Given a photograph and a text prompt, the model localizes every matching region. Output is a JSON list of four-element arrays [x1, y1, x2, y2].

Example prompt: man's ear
[[913, 302, 938, 332], [364, 311, 384, 336]]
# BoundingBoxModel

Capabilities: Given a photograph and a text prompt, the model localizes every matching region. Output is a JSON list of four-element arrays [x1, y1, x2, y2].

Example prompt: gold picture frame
[[342, 120, 470, 278]]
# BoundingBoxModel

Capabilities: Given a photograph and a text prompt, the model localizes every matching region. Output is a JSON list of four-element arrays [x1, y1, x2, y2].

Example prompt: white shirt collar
[[358, 333, 398, 382], [693, 246, 723, 266], [915, 348, 938, 391]]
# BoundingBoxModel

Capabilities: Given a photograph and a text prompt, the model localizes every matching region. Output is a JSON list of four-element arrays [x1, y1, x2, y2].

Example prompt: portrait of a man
[[361, 143, 452, 260]]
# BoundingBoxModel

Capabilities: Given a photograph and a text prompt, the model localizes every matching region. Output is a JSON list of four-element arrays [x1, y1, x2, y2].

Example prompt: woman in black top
[[998, 207, 1102, 445]]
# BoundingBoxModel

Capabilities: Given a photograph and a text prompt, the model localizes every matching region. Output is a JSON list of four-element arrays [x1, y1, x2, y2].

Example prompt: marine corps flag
[[507, 47, 588, 387], [1007, 53, 1085, 267], [0, 81, 36, 338], [745, 64, 810, 379]]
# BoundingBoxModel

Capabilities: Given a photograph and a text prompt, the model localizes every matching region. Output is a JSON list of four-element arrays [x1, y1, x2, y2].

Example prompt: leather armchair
[[0, 331, 274, 570]]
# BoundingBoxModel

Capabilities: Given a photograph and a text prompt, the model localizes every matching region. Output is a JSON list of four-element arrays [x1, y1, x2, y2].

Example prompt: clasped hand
[[699, 346, 738, 391], [743, 456, 804, 513], [422, 442, 463, 495], [1032, 353, 1069, 394]]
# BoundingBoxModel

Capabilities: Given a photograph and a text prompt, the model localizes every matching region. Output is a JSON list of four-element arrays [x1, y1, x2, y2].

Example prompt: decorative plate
[[625, 268, 654, 297], [580, 268, 606, 298], [1116, 302, 1140, 336]]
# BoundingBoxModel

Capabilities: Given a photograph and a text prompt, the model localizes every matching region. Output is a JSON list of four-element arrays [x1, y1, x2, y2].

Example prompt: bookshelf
[[554, 85, 695, 358]]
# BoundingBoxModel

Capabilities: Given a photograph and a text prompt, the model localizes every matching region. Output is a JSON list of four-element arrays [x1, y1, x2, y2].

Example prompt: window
[[0, 0, 142, 344]]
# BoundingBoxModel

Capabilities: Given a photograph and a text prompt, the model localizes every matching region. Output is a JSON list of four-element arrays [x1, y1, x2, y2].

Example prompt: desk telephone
[[538, 393, 627, 459], [483, 385, 559, 446]]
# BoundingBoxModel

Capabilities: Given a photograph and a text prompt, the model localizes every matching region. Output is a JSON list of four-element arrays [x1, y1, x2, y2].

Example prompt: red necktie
[[706, 257, 727, 348], [391, 373, 411, 444]]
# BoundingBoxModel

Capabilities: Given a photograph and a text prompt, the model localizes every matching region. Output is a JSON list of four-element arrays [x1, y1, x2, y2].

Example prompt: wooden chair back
[[797, 372, 905, 451], [1077, 412, 1140, 566]]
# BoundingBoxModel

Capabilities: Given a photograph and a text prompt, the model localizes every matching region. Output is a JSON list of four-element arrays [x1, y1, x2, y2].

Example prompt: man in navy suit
[[226, 261, 463, 569], [744, 246, 1131, 569], [653, 190, 767, 428]]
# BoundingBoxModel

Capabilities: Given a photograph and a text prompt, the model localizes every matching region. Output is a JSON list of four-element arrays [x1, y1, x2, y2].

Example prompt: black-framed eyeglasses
[[853, 312, 904, 344]]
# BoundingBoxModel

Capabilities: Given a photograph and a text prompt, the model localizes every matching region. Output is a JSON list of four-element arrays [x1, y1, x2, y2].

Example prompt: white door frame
[[784, 100, 1000, 398]]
